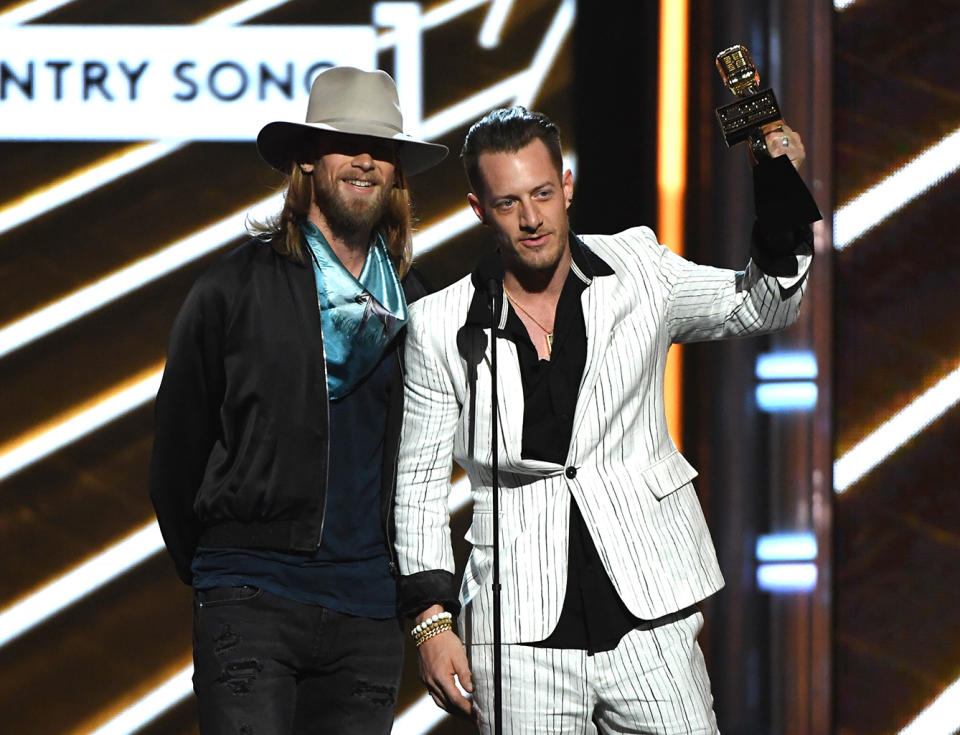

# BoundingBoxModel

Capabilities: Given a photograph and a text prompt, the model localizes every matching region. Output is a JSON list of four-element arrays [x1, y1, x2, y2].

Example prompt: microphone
[[471, 252, 505, 296], [469, 248, 505, 734]]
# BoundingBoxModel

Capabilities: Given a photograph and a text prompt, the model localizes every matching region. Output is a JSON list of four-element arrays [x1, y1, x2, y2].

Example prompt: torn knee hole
[[216, 659, 263, 695], [352, 679, 397, 707]]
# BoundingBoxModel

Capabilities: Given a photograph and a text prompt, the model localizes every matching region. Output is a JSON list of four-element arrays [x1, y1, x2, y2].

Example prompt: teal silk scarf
[[301, 221, 408, 400]]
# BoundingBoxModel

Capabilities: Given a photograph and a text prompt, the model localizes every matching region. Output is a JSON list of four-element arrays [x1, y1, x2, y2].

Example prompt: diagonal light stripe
[[421, 0, 573, 132], [419, 0, 573, 139], [415, 207, 481, 254], [0, 144, 186, 240], [197, 0, 293, 24], [84, 664, 194, 735], [0, 367, 163, 483], [81, 667, 448, 735], [510, 0, 573, 106], [447, 475, 471, 513], [0, 198, 280, 359], [478, 0, 513, 48], [392, 693, 453, 735], [0, 0, 78, 24], [0, 521, 163, 648], [419, 71, 528, 140], [376, 0, 487, 50], [834, 125, 960, 249], [898, 676, 960, 735], [834, 363, 960, 493]]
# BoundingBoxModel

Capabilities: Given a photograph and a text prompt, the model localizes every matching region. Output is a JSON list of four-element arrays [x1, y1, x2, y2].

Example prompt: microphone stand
[[487, 280, 503, 735]]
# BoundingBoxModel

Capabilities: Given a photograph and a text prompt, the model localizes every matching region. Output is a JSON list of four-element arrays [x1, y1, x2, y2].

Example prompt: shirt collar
[[465, 232, 613, 327]]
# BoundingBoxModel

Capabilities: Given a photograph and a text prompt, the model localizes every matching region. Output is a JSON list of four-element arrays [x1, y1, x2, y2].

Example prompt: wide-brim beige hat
[[257, 66, 448, 176]]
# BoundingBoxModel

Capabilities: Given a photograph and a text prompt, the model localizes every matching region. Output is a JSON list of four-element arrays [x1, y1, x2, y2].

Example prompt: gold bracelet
[[415, 622, 452, 647], [414, 619, 453, 647], [414, 618, 451, 640]]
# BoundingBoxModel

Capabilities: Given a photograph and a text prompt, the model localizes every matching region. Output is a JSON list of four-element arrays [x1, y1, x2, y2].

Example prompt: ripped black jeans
[[192, 586, 404, 735]]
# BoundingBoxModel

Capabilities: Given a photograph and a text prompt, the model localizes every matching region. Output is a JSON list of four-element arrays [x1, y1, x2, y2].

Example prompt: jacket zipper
[[384, 346, 404, 575], [314, 279, 330, 549]]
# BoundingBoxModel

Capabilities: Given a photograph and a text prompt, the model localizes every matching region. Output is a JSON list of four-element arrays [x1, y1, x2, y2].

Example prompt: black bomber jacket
[[148, 237, 429, 584]]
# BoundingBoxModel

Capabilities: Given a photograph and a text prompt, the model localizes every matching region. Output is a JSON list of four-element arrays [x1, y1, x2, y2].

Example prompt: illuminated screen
[[0, 2, 574, 733], [833, 1, 960, 733], [0, 25, 378, 140]]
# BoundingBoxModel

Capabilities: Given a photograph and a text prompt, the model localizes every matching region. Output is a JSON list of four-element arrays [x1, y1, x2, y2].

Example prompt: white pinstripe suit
[[395, 225, 809, 648]]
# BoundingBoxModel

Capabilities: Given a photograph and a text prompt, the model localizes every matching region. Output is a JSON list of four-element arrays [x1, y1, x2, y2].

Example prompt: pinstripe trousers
[[467, 610, 719, 735]]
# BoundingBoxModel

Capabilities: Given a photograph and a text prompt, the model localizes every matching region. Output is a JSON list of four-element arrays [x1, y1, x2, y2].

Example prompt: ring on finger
[[781, 135, 790, 147]]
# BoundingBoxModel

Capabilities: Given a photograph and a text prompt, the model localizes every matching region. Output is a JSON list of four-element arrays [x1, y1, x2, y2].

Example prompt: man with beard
[[149, 67, 446, 734], [393, 107, 819, 733]]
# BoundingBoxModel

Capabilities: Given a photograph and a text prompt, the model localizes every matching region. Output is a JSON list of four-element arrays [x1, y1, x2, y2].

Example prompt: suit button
[[565, 466, 577, 479]]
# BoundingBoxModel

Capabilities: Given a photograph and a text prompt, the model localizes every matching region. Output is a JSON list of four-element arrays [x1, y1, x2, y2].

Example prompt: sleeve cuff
[[753, 153, 822, 229], [398, 569, 461, 619], [750, 220, 815, 276]]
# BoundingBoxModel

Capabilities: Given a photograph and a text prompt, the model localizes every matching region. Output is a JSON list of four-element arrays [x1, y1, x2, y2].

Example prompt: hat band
[[310, 116, 404, 134]]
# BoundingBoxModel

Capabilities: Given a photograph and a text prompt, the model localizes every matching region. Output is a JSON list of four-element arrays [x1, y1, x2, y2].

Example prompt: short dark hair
[[461, 106, 563, 195]]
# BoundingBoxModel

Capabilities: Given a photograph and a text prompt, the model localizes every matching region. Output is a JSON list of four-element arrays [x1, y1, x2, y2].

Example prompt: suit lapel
[[485, 334, 525, 465], [570, 274, 618, 440], [464, 284, 529, 470]]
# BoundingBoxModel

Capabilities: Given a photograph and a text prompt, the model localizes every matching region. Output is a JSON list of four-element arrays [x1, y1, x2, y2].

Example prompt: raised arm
[[665, 120, 820, 344]]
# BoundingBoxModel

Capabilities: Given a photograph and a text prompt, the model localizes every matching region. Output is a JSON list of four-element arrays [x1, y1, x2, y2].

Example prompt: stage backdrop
[[833, 1, 960, 734]]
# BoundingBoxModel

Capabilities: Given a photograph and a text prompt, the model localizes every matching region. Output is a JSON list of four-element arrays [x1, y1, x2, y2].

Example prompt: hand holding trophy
[[715, 44, 805, 170]]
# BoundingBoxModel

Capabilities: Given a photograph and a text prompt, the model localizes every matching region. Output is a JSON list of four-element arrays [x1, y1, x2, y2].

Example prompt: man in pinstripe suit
[[394, 107, 818, 734]]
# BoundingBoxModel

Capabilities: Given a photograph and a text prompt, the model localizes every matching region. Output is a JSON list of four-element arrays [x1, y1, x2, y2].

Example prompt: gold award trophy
[[715, 44, 781, 158]]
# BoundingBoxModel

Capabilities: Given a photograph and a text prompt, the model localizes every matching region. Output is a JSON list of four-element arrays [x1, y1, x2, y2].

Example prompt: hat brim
[[257, 121, 448, 176]]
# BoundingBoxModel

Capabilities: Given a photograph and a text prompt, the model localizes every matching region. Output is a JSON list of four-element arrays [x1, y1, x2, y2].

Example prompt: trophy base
[[716, 88, 781, 146]]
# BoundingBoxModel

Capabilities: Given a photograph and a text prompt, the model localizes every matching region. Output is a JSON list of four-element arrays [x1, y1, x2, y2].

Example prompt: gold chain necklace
[[503, 286, 554, 355]]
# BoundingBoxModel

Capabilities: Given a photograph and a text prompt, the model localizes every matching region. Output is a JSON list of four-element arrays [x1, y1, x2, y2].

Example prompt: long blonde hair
[[249, 162, 414, 279]]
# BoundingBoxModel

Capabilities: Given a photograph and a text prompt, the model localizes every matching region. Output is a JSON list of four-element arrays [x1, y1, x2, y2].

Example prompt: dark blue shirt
[[192, 351, 397, 619]]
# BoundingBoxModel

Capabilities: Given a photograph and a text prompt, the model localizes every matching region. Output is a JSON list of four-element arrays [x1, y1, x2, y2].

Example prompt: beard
[[311, 174, 392, 241], [497, 221, 570, 281]]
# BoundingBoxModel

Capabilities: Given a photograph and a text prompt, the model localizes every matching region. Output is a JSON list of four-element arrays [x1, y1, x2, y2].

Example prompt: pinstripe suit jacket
[[394, 225, 809, 644]]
